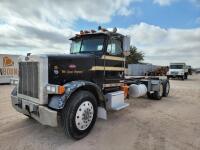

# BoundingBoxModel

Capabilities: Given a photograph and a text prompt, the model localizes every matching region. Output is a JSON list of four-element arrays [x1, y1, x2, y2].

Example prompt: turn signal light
[[121, 85, 129, 98], [58, 86, 65, 95]]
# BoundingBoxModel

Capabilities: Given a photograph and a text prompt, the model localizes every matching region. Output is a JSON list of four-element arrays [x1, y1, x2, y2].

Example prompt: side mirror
[[123, 35, 131, 56]]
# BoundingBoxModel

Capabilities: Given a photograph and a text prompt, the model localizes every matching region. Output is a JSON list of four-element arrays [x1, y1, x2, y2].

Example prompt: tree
[[126, 46, 144, 64]]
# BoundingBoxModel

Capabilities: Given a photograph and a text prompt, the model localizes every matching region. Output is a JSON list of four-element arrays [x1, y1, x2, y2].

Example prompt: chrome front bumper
[[11, 95, 58, 127]]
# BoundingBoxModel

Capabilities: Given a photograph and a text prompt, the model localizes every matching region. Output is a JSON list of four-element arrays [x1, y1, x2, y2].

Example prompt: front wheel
[[147, 92, 153, 99], [62, 90, 97, 140]]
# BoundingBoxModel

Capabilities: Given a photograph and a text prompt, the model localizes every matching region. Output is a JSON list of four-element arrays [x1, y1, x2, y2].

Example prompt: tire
[[162, 80, 170, 97], [152, 84, 163, 100], [181, 76, 185, 80], [185, 74, 188, 80], [147, 92, 153, 99], [62, 90, 97, 140]]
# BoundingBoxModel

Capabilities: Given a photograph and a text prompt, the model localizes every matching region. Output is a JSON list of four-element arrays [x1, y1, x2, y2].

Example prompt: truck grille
[[18, 62, 39, 98], [171, 71, 178, 75]]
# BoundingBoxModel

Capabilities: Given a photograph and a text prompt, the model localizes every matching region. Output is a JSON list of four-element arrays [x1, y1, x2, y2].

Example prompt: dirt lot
[[0, 75, 200, 150]]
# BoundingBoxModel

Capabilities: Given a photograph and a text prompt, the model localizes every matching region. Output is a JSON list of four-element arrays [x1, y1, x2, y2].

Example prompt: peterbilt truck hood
[[47, 54, 96, 85]]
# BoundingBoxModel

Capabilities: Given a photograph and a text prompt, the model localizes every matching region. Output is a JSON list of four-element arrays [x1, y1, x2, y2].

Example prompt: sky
[[0, 0, 200, 67]]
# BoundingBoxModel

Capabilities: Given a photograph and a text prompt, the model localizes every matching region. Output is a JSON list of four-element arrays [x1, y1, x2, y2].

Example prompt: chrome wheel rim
[[75, 101, 94, 130]]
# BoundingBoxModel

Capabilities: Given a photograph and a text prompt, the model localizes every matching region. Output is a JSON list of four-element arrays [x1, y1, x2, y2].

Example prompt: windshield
[[70, 38, 104, 54], [170, 65, 184, 69]]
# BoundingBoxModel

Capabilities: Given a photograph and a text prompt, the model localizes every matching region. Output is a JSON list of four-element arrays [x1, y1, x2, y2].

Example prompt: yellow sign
[[3, 56, 14, 67], [0, 56, 18, 76]]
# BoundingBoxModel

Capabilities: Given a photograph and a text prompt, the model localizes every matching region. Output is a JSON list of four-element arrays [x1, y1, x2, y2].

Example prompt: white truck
[[167, 63, 188, 80], [0, 54, 19, 84]]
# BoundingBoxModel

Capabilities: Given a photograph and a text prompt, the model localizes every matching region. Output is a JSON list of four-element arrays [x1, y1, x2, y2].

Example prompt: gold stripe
[[125, 68, 128, 74], [101, 55, 125, 61], [90, 66, 124, 71], [103, 83, 124, 88]]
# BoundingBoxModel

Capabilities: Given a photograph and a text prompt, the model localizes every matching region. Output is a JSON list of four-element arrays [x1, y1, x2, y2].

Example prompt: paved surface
[[0, 75, 200, 150]]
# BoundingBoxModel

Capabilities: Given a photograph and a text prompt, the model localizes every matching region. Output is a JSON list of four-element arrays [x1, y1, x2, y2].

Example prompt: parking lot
[[0, 75, 200, 150]]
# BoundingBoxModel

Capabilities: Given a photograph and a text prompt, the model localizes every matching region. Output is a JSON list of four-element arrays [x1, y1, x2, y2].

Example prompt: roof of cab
[[69, 29, 124, 40]]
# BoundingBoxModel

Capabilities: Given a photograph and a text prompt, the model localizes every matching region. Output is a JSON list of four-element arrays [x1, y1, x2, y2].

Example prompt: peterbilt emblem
[[68, 64, 76, 70]]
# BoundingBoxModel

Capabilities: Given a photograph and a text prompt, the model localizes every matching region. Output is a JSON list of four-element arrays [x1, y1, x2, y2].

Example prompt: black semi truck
[[11, 27, 170, 139]]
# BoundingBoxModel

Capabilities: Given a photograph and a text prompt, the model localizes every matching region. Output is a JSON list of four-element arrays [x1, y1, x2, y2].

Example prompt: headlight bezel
[[46, 84, 65, 95]]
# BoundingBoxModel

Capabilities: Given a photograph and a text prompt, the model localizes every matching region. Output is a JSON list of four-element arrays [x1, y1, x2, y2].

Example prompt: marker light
[[58, 86, 65, 95]]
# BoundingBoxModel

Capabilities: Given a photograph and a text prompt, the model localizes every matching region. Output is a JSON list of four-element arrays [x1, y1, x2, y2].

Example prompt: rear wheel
[[152, 84, 163, 100], [181, 76, 185, 80], [185, 74, 188, 80], [147, 92, 153, 99], [162, 80, 170, 97], [62, 90, 97, 140]]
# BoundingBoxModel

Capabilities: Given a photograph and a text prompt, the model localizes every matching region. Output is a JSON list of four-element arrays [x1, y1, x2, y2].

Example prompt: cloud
[[153, 0, 200, 6], [153, 0, 177, 6], [190, 0, 200, 6], [0, 22, 76, 54], [0, 0, 135, 25], [119, 23, 200, 67], [0, 0, 138, 54]]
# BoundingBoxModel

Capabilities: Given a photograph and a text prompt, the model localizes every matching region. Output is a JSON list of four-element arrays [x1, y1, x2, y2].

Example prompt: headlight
[[46, 84, 65, 94], [10, 78, 19, 85]]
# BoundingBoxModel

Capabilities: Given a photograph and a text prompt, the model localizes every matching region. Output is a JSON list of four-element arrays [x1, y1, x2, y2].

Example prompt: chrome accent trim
[[18, 94, 39, 103], [11, 96, 57, 127], [101, 55, 125, 61], [90, 66, 124, 71], [17, 55, 48, 104], [103, 83, 124, 88]]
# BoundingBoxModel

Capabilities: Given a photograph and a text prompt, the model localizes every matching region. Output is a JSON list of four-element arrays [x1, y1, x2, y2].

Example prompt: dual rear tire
[[147, 80, 170, 100]]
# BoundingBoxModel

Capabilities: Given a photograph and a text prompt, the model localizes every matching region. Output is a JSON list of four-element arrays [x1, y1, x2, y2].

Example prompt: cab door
[[103, 38, 124, 87]]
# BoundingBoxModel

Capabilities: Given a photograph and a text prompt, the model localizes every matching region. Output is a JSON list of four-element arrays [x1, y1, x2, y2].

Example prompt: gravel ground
[[0, 75, 200, 150]]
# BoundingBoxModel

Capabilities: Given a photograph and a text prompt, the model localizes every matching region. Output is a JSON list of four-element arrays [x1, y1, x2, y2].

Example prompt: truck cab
[[167, 63, 188, 80], [10, 27, 131, 139]]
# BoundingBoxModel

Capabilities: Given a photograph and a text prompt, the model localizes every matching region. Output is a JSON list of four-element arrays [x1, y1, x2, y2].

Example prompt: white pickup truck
[[167, 63, 188, 80]]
